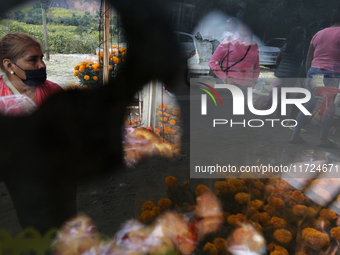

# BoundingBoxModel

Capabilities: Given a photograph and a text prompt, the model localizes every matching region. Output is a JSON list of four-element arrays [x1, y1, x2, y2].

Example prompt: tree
[[40, 0, 51, 61], [13, 10, 25, 22]]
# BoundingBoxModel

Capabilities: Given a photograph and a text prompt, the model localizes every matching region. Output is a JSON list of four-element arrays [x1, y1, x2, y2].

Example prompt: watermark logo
[[198, 83, 312, 116], [196, 82, 222, 115]]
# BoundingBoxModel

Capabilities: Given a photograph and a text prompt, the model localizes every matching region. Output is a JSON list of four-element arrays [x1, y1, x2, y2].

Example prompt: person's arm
[[305, 44, 315, 73], [208, 42, 229, 80]]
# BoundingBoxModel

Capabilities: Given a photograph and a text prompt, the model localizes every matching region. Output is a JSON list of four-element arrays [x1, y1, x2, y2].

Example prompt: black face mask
[[12, 63, 47, 87]]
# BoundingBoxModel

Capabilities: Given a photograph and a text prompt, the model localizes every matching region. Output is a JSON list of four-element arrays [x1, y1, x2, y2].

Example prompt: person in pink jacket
[[209, 22, 260, 88], [0, 33, 63, 116]]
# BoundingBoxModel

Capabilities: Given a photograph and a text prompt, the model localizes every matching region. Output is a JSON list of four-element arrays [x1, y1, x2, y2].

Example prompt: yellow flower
[[80, 61, 87, 65], [93, 76, 98, 81], [74, 70, 79, 76], [203, 242, 218, 255], [213, 238, 228, 252], [158, 198, 172, 211], [165, 176, 178, 188], [79, 65, 86, 72], [142, 201, 156, 211], [84, 75, 90, 80], [112, 57, 121, 65], [109, 65, 113, 70], [170, 120, 176, 125], [138, 210, 156, 224], [82, 85, 88, 89], [196, 184, 210, 196], [74, 65, 80, 70]]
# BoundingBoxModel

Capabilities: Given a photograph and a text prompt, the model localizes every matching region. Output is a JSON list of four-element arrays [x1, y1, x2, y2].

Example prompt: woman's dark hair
[[284, 26, 306, 53], [0, 33, 41, 72]]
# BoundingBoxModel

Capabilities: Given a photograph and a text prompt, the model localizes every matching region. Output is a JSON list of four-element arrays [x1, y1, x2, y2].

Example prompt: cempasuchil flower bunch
[[73, 45, 126, 89]]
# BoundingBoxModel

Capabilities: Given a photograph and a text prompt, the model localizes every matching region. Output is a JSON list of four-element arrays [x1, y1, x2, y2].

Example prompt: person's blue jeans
[[293, 67, 340, 139]]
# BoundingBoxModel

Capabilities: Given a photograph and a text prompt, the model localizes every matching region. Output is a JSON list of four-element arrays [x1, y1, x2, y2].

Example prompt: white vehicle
[[259, 38, 285, 66], [174, 31, 215, 85]]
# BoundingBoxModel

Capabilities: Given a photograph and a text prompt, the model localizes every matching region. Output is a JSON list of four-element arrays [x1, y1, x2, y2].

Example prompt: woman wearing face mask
[[0, 33, 63, 114], [0, 33, 76, 235]]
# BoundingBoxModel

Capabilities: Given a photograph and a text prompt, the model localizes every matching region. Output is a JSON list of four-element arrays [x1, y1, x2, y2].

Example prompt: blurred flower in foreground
[[52, 191, 222, 255], [227, 223, 266, 255]]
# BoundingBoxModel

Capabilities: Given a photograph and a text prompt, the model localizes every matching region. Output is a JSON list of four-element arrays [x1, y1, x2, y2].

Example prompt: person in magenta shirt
[[0, 33, 63, 116], [209, 22, 260, 88], [290, 7, 340, 148]]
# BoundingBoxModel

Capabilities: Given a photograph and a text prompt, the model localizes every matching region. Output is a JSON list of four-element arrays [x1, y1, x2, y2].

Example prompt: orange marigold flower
[[203, 242, 218, 255], [93, 76, 98, 81], [112, 56, 121, 64], [165, 176, 178, 188], [74, 65, 80, 70], [82, 85, 88, 89], [74, 70, 79, 76], [158, 198, 172, 211], [142, 201, 156, 211], [227, 214, 245, 226], [84, 75, 90, 80], [109, 65, 113, 70], [138, 210, 156, 224], [270, 216, 287, 229], [80, 61, 87, 65], [235, 192, 250, 205], [302, 228, 330, 249], [79, 65, 86, 72], [331, 227, 340, 240], [170, 119, 176, 125], [196, 184, 210, 196], [319, 208, 337, 220], [293, 205, 309, 217], [213, 238, 227, 251], [274, 229, 292, 244], [184, 181, 190, 185]]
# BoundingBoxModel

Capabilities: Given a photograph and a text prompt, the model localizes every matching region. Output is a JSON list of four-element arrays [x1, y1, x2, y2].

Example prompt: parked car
[[259, 38, 285, 66], [175, 31, 216, 85]]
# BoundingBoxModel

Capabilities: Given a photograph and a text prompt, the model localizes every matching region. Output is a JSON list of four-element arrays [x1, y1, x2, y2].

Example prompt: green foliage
[[47, 7, 86, 19], [0, 20, 99, 54]]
